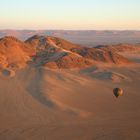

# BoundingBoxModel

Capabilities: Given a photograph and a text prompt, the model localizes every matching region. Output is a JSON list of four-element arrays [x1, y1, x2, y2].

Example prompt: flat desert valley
[[0, 35, 140, 140]]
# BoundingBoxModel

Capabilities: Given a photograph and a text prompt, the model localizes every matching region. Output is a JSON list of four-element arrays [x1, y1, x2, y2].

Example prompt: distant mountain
[[25, 35, 94, 69], [0, 35, 137, 70], [0, 30, 140, 46], [71, 47, 131, 65], [0, 36, 33, 69], [95, 43, 140, 52]]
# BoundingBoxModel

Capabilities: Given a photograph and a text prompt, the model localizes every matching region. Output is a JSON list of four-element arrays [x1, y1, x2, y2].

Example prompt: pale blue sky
[[0, 0, 140, 30]]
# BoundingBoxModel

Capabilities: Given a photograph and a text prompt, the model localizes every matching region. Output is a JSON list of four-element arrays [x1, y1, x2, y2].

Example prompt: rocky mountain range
[[0, 35, 139, 70], [0, 30, 140, 46]]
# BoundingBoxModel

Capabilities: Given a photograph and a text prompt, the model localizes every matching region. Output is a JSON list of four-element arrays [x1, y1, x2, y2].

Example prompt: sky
[[0, 0, 140, 30]]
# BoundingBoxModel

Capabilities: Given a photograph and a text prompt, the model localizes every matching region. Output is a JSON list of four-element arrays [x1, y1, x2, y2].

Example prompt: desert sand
[[0, 56, 140, 140], [0, 36, 140, 140]]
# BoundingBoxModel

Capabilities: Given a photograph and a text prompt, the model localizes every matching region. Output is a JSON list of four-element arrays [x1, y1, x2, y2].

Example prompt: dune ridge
[[0, 35, 140, 140]]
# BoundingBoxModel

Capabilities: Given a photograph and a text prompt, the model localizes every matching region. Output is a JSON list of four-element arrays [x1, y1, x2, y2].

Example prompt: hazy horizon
[[0, 29, 140, 31], [0, 0, 140, 30]]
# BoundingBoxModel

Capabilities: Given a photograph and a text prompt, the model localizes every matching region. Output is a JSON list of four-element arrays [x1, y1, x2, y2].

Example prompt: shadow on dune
[[131, 58, 140, 63], [25, 66, 90, 117], [26, 67, 57, 108]]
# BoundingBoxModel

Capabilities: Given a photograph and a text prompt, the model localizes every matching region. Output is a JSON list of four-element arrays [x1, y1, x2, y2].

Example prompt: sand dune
[[0, 62, 140, 140], [0, 63, 140, 140], [0, 36, 140, 140]]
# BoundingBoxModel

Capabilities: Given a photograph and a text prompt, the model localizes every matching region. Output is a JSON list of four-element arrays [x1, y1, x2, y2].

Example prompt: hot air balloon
[[113, 88, 123, 98]]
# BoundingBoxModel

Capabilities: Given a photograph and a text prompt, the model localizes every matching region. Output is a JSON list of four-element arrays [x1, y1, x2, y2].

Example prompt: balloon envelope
[[113, 88, 123, 98]]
